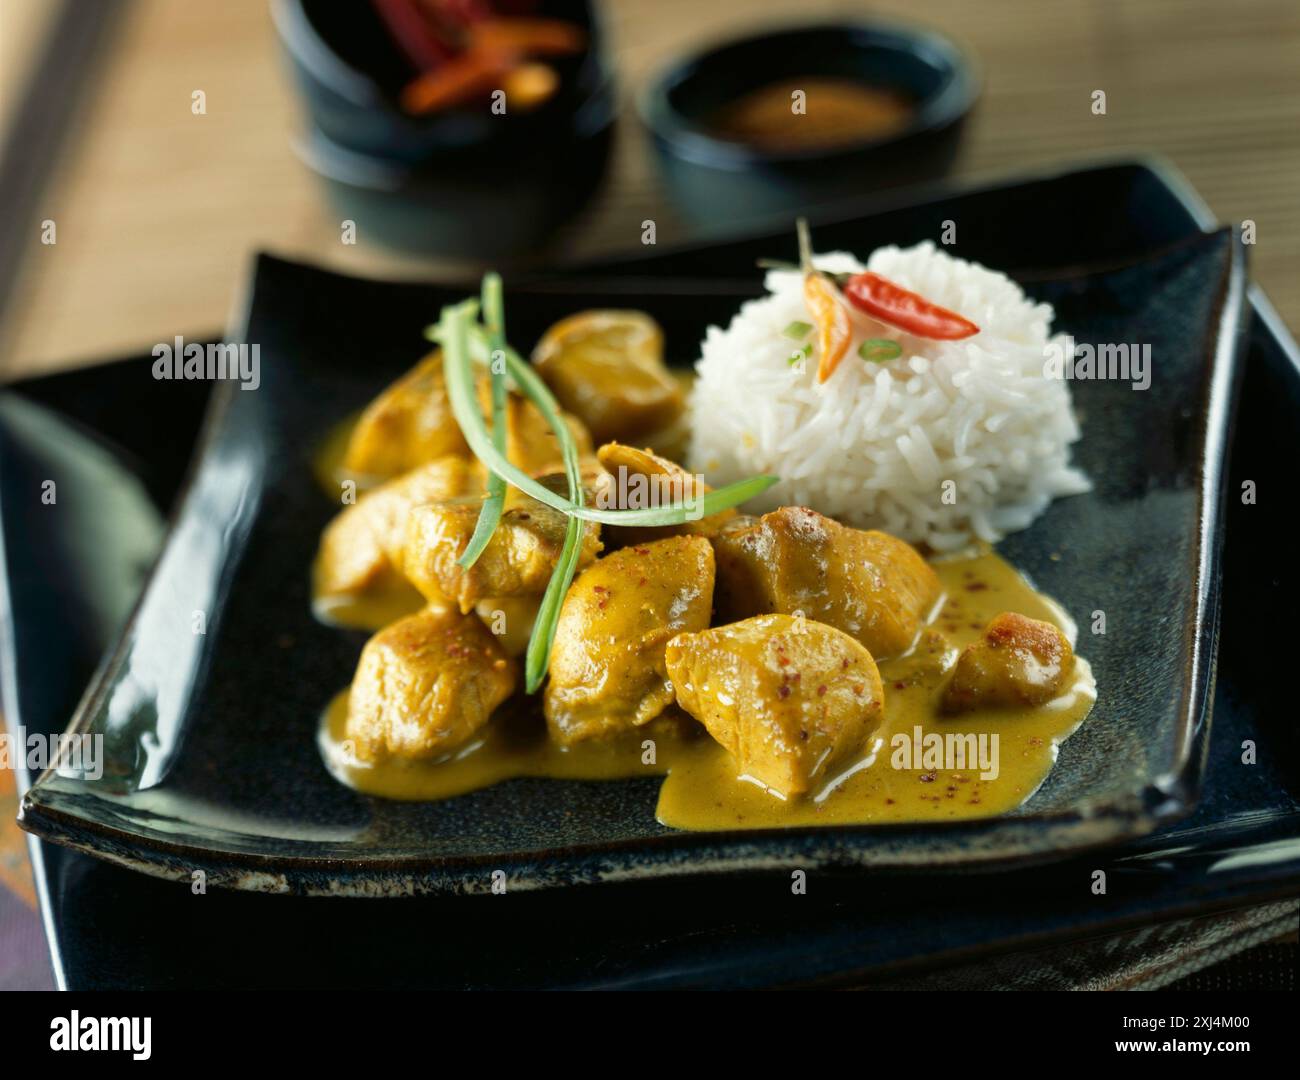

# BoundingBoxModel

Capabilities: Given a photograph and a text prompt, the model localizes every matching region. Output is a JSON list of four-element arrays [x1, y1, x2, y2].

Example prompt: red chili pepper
[[841, 272, 980, 340], [372, 0, 455, 69]]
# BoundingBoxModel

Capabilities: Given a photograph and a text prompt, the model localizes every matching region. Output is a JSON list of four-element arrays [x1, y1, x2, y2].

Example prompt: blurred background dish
[[291, 110, 613, 256], [274, 0, 617, 254], [276, 0, 612, 162], [640, 20, 976, 227]]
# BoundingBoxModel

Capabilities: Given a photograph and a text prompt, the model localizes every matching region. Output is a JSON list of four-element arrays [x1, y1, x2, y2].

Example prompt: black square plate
[[15, 162, 1247, 895]]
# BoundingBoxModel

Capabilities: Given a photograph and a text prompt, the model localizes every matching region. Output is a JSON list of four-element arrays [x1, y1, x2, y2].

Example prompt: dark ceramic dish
[[14, 163, 1247, 898], [641, 20, 977, 227], [293, 120, 613, 258], [273, 0, 615, 255], [6, 162, 1299, 987]]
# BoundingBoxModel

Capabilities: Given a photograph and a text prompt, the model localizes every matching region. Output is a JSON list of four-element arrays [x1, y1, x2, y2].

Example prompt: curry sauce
[[312, 565, 424, 630], [707, 77, 916, 153], [317, 550, 1096, 829]]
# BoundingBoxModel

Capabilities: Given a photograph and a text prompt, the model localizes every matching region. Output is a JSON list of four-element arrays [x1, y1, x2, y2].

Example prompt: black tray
[[2, 159, 1296, 988]]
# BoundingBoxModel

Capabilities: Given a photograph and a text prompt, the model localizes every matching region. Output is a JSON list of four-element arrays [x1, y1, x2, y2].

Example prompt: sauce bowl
[[640, 20, 978, 227]]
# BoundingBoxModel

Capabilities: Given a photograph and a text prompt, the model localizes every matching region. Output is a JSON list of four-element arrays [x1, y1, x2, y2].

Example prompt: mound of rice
[[688, 242, 1090, 552]]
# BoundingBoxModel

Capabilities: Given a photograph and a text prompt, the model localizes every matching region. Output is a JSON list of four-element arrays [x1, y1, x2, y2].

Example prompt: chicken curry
[[312, 299, 1096, 830]]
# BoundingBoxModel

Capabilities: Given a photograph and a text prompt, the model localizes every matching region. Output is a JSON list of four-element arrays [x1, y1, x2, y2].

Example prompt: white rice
[[688, 242, 1090, 552]]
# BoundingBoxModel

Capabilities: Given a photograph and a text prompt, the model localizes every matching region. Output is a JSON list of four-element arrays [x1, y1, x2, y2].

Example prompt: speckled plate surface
[[17, 185, 1246, 895]]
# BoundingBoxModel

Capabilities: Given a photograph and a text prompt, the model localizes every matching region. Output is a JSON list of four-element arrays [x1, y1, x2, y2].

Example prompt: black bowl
[[275, 0, 613, 163], [640, 20, 978, 227], [296, 118, 614, 258], [273, 0, 616, 256]]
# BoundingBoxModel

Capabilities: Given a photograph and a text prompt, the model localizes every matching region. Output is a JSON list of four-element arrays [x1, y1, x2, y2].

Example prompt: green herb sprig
[[428, 319, 773, 527], [458, 274, 509, 569], [431, 284, 778, 692]]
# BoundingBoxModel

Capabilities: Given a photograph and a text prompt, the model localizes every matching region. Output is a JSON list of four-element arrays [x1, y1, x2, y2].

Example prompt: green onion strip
[[457, 274, 510, 569]]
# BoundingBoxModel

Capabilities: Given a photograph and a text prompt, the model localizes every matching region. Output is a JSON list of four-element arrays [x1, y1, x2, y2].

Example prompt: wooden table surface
[[1, 0, 1297, 379]]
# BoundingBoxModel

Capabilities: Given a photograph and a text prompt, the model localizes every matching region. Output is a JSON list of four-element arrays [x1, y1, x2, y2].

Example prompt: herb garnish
[[428, 284, 778, 691]]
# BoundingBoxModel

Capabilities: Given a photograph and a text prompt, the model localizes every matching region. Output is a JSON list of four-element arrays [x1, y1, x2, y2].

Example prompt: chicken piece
[[639, 371, 695, 463], [594, 442, 737, 548], [512, 456, 612, 508], [666, 614, 885, 798], [315, 456, 482, 598], [883, 627, 959, 692], [712, 506, 941, 660], [341, 350, 592, 482], [506, 397, 595, 478], [346, 607, 517, 762], [544, 535, 715, 745], [532, 311, 684, 444], [473, 595, 541, 657], [942, 612, 1075, 713], [402, 482, 602, 613], [341, 352, 467, 480]]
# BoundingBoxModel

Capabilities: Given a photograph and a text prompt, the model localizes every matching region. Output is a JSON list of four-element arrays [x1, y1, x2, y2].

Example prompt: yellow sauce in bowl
[[708, 77, 916, 153]]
